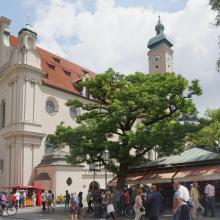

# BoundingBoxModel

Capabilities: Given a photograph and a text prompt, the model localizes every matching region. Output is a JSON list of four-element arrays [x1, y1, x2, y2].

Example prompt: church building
[[0, 16, 173, 196]]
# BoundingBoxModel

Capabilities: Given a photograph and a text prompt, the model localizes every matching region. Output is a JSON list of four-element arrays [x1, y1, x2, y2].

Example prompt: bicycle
[[125, 204, 135, 218], [0, 202, 17, 216], [125, 205, 145, 219]]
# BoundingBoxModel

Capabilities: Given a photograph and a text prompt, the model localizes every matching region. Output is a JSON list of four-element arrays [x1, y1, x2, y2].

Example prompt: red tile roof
[[9, 35, 96, 96]]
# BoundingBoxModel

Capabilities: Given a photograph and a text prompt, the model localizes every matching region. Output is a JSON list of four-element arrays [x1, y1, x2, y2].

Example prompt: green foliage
[[49, 68, 202, 189], [190, 108, 220, 152], [210, 0, 220, 26]]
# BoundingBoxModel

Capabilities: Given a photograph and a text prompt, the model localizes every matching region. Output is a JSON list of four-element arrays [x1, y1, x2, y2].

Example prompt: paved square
[[0, 206, 219, 220]]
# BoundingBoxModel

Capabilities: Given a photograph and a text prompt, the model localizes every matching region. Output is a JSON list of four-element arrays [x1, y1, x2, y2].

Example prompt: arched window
[[0, 100, 5, 128], [44, 135, 56, 155], [45, 97, 59, 116]]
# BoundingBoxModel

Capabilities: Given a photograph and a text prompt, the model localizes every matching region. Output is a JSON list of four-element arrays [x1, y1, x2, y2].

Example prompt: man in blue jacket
[[144, 185, 164, 220]]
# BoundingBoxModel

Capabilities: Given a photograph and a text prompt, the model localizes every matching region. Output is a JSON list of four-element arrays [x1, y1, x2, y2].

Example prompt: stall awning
[[141, 170, 177, 184], [108, 170, 176, 186], [108, 172, 146, 186], [174, 165, 220, 182]]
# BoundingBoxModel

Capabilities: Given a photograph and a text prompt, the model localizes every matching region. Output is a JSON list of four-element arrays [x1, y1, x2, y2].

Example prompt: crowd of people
[[172, 181, 216, 220], [0, 190, 28, 208], [68, 180, 215, 220], [0, 180, 217, 220]]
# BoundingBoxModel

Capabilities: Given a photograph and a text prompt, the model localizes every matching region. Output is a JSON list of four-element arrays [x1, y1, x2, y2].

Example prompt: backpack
[[47, 194, 53, 202]]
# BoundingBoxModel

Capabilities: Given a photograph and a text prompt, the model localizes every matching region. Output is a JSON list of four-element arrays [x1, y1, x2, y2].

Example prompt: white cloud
[[32, 0, 219, 114]]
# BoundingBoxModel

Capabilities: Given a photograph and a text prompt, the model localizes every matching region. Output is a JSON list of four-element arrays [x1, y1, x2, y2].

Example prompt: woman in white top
[[134, 188, 144, 220]]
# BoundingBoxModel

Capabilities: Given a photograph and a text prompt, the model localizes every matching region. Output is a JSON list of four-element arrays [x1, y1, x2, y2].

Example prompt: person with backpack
[[47, 190, 53, 212]]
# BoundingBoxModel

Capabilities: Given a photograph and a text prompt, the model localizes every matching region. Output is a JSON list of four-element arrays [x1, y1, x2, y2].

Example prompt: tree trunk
[[116, 163, 129, 190]]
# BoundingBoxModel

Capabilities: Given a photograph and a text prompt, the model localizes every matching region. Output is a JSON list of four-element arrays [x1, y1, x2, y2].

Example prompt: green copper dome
[[147, 16, 173, 49], [18, 23, 37, 37]]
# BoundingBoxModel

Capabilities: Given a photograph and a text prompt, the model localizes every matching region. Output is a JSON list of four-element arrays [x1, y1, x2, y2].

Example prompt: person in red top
[[10, 192, 16, 206], [123, 189, 130, 208]]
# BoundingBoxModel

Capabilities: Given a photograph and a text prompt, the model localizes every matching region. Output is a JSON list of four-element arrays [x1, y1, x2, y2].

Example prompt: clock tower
[[147, 17, 173, 74]]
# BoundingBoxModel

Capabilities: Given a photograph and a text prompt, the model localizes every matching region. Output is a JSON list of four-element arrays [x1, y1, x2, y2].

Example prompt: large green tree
[[49, 69, 202, 189], [189, 108, 220, 152]]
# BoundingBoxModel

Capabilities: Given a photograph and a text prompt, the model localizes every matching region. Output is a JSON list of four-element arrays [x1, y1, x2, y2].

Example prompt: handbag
[[140, 206, 145, 212], [182, 199, 193, 208]]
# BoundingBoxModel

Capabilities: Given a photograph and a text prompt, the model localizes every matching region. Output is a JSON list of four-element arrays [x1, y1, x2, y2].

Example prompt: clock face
[[153, 55, 160, 64]]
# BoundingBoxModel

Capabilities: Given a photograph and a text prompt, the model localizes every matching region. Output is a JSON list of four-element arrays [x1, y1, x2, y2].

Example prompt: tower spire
[[158, 15, 161, 24], [26, 15, 31, 25]]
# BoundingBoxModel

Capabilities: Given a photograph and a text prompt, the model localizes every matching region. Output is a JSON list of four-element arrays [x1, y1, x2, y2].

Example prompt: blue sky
[[0, 0, 188, 35], [0, 0, 219, 114]]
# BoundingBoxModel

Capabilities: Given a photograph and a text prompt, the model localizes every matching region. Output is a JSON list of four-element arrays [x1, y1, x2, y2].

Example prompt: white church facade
[[0, 16, 112, 196], [0, 15, 173, 196]]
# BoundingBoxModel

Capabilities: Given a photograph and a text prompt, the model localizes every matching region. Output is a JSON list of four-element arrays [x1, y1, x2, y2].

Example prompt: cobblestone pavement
[[0, 205, 219, 220]]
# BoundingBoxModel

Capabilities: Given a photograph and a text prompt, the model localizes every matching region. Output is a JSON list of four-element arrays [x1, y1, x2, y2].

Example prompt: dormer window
[[47, 63, 55, 70], [43, 73, 49, 79], [63, 69, 71, 77], [82, 69, 89, 75], [53, 57, 60, 63]]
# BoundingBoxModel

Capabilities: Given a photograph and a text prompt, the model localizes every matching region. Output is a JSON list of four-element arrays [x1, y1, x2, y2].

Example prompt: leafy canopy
[[189, 108, 220, 152], [49, 68, 202, 189]]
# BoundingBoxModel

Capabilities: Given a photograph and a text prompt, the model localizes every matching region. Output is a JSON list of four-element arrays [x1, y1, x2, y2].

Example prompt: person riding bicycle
[[0, 192, 7, 211]]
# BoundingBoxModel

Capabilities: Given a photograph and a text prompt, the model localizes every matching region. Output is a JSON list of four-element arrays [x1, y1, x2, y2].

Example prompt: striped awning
[[174, 165, 220, 182]]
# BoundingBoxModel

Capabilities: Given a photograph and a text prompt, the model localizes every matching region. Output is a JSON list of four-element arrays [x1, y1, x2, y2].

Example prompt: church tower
[[147, 17, 173, 74]]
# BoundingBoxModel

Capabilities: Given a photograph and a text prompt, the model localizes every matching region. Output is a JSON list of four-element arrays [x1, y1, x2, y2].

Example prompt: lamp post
[[213, 140, 219, 152], [103, 147, 109, 190]]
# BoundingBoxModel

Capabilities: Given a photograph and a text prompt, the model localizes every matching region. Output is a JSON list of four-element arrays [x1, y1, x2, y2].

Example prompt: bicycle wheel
[[6, 206, 17, 216], [125, 205, 135, 218]]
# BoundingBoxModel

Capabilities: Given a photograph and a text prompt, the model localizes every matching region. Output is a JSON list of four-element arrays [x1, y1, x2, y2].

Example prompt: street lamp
[[213, 140, 219, 152], [103, 147, 109, 190]]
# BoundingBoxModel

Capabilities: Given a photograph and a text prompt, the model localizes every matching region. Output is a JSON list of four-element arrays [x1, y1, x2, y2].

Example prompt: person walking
[[113, 189, 121, 215], [145, 185, 163, 220], [86, 190, 93, 214], [134, 188, 144, 220], [70, 195, 78, 220], [172, 184, 180, 220], [41, 190, 47, 212], [77, 192, 84, 218], [32, 192, 36, 206], [47, 190, 53, 212], [65, 190, 71, 211], [14, 190, 20, 208], [173, 182, 191, 220], [203, 182, 215, 217], [190, 181, 200, 219], [106, 190, 116, 220]]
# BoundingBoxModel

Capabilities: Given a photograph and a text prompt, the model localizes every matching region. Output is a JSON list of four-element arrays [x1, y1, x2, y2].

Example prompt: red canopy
[[0, 185, 44, 191]]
